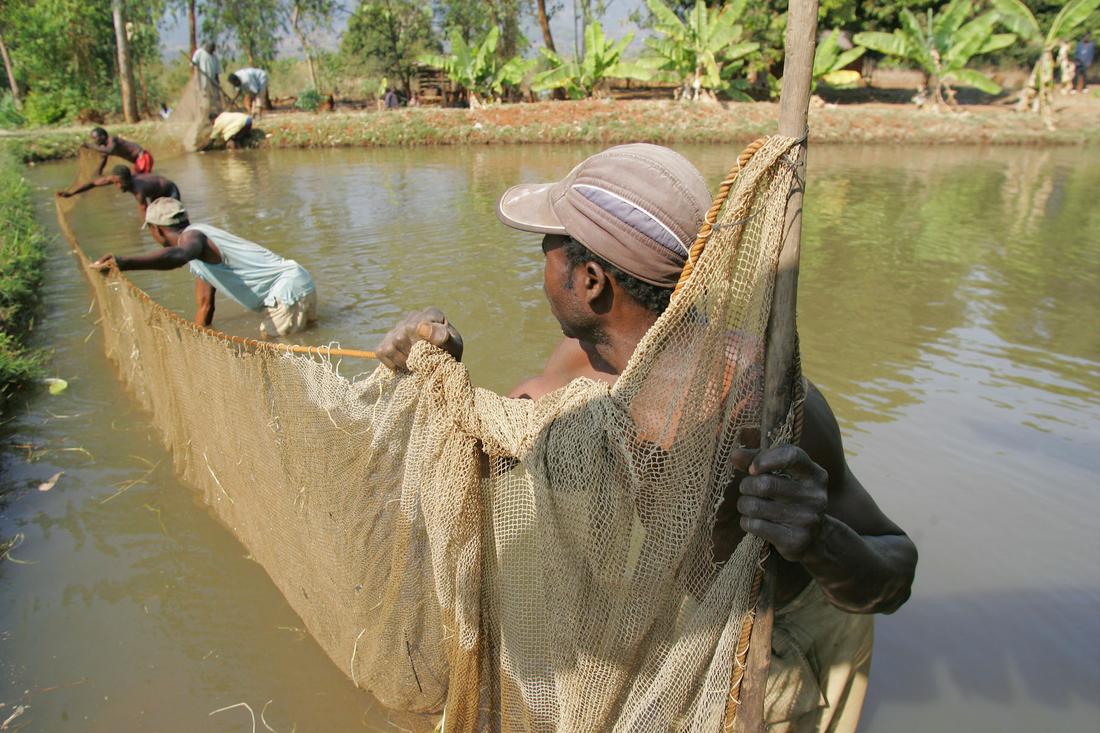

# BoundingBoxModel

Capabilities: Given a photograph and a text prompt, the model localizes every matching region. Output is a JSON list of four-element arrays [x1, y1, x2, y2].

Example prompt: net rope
[[56, 135, 804, 732]]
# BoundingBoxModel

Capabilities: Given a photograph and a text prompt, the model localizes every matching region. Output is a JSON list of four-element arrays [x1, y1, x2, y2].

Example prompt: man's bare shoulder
[[508, 338, 613, 400]]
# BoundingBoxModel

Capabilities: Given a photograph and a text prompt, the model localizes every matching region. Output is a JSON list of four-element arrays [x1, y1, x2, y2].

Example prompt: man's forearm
[[800, 516, 916, 614], [66, 181, 96, 196], [116, 250, 190, 271]]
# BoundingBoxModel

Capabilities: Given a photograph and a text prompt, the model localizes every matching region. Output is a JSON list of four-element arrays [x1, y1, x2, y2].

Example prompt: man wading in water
[[57, 165, 181, 217], [89, 198, 317, 338], [84, 127, 154, 176], [377, 144, 917, 733]]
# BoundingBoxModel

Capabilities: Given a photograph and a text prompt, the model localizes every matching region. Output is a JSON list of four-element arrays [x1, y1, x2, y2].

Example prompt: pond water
[[2, 142, 1097, 732]]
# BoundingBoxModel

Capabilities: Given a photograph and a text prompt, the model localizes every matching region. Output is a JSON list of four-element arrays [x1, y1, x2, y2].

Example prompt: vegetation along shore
[[0, 145, 48, 408], [5, 96, 1099, 165]]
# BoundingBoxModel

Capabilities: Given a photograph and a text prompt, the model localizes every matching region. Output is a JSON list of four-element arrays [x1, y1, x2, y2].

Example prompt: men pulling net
[[57, 139, 914, 732]]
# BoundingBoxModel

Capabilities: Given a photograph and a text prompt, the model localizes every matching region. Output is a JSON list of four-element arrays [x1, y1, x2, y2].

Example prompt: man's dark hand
[[376, 307, 463, 372], [732, 445, 829, 562], [89, 254, 118, 273]]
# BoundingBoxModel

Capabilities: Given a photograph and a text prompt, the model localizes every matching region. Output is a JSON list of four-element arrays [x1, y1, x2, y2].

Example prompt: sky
[[158, 1, 648, 61]]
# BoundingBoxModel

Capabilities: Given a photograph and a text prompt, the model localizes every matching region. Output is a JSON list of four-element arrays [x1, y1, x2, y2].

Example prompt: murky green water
[[2, 143, 1097, 732]]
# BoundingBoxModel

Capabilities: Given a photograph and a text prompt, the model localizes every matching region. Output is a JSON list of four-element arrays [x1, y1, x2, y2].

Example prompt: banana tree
[[638, 0, 759, 102], [532, 22, 642, 99], [854, 0, 1016, 108], [813, 30, 866, 90], [419, 26, 534, 107], [993, 0, 1100, 117]]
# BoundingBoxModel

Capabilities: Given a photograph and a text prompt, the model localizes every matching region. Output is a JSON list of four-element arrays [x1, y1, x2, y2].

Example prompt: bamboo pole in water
[[734, 2, 819, 732]]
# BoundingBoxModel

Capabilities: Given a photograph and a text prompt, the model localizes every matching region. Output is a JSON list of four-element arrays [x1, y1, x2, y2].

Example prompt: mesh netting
[[168, 74, 223, 152], [56, 136, 803, 732]]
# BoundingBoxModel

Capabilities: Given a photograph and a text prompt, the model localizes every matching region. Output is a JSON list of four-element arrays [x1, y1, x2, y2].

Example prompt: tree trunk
[[111, 0, 139, 122], [290, 6, 320, 91], [136, 58, 151, 116], [0, 28, 20, 109], [488, 0, 519, 60], [189, 0, 197, 55], [534, 0, 556, 53], [573, 0, 581, 60]]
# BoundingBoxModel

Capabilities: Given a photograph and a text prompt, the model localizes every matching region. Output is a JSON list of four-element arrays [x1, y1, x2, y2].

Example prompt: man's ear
[[583, 260, 609, 302]]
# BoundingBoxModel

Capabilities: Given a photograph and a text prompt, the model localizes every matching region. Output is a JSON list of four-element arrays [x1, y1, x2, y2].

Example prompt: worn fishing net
[[56, 136, 803, 732], [168, 74, 223, 152]]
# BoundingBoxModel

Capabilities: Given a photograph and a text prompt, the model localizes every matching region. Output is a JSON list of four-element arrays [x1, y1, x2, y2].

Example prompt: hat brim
[[496, 183, 568, 235]]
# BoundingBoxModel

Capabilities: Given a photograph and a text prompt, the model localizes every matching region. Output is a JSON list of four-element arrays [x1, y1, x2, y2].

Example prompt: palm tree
[[420, 27, 534, 107], [532, 22, 641, 99], [638, 0, 758, 102], [813, 30, 866, 91], [993, 0, 1100, 117], [854, 0, 1015, 108]]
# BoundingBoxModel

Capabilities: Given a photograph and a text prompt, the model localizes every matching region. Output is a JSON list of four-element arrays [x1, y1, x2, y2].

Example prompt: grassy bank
[[0, 146, 49, 411], [3, 97, 1099, 164]]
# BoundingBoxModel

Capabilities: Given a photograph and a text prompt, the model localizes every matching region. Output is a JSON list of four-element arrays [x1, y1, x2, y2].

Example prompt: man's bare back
[[90, 135, 143, 163]]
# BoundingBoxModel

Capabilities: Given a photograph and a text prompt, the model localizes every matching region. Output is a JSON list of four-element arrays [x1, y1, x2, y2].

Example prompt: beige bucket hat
[[496, 144, 712, 288], [142, 197, 189, 229]]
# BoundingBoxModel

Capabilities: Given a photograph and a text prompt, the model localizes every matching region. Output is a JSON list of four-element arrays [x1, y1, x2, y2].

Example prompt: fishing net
[[56, 136, 804, 732], [168, 74, 223, 152]]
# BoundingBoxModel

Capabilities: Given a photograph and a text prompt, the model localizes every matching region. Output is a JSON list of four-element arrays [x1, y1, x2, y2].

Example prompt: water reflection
[[796, 146, 1100, 432], [3, 143, 1098, 733]]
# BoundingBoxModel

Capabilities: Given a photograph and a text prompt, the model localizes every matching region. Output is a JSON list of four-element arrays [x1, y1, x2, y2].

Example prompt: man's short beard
[[558, 277, 608, 344]]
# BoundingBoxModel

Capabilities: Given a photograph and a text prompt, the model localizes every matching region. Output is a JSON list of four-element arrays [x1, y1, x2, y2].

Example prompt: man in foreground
[[377, 144, 917, 732], [90, 198, 316, 337], [57, 165, 181, 216], [84, 127, 154, 175]]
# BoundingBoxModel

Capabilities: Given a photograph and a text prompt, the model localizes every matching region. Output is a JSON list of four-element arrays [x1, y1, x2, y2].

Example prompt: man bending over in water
[[377, 144, 917, 733], [84, 127, 154, 176], [90, 198, 317, 338], [203, 111, 253, 150], [58, 165, 181, 217]]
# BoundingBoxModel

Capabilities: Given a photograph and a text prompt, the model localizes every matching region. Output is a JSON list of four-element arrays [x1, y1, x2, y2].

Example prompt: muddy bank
[[4, 97, 1099, 164]]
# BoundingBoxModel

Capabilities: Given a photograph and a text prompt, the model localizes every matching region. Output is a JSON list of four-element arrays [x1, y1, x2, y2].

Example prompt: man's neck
[[586, 313, 659, 376]]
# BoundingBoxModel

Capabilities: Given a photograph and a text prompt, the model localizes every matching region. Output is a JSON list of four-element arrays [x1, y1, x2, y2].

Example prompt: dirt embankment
[[6, 97, 1099, 163]]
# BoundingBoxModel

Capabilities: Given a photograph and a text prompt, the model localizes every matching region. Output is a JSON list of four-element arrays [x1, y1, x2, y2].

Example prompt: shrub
[[0, 94, 23, 129], [295, 88, 324, 112], [0, 146, 48, 408], [22, 90, 73, 125]]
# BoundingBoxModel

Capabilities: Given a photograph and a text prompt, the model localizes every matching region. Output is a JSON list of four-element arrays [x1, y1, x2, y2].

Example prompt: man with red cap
[[377, 144, 916, 733]]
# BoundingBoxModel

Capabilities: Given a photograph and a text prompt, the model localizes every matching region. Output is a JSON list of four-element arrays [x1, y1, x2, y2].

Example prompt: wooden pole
[[732, 2, 818, 732]]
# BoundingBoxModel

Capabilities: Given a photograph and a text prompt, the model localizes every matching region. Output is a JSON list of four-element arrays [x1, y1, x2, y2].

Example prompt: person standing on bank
[[191, 41, 221, 92], [90, 198, 317, 337], [228, 67, 270, 116], [1075, 33, 1095, 93]]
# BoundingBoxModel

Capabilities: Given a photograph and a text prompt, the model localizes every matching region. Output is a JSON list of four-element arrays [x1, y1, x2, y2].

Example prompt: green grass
[[0, 144, 49, 411]]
